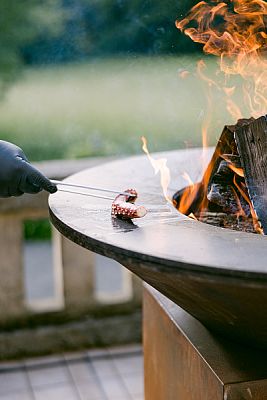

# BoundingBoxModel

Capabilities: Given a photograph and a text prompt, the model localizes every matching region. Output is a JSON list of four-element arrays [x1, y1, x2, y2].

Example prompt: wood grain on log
[[173, 116, 266, 235], [235, 115, 267, 234]]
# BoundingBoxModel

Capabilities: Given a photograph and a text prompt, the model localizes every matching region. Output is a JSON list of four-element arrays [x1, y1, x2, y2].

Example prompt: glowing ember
[[141, 136, 171, 203]]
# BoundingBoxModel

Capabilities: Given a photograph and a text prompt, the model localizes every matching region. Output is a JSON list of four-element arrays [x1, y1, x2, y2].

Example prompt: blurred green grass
[[0, 56, 241, 161]]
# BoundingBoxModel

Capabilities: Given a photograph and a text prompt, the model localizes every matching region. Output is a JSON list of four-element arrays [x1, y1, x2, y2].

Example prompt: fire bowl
[[49, 148, 267, 349]]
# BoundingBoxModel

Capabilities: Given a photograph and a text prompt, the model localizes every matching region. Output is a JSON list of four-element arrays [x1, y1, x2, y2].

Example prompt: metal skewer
[[57, 189, 172, 211], [57, 188, 114, 200], [51, 180, 137, 197]]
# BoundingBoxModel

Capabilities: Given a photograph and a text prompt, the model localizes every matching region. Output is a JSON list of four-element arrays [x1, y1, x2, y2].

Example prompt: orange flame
[[188, 212, 198, 220], [141, 136, 171, 203], [176, 0, 267, 118], [179, 70, 190, 79], [173, 0, 265, 234], [220, 153, 245, 176], [142, 1, 265, 234], [196, 59, 215, 168], [182, 171, 195, 186], [178, 183, 200, 214], [178, 172, 200, 214], [227, 163, 244, 177]]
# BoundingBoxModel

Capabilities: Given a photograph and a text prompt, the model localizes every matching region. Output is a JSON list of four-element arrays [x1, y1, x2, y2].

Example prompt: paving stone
[[91, 359, 116, 378], [0, 371, 28, 395], [28, 364, 70, 388], [76, 382, 104, 400], [121, 373, 144, 397], [67, 361, 96, 383], [113, 355, 143, 375], [33, 383, 78, 400], [99, 376, 129, 399], [0, 390, 33, 400], [0, 345, 144, 400]]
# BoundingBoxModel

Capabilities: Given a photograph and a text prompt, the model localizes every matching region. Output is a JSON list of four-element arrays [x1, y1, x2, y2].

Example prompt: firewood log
[[234, 115, 267, 233], [173, 115, 266, 234]]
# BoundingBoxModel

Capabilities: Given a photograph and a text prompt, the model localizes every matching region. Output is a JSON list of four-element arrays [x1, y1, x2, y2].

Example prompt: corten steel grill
[[49, 148, 267, 349]]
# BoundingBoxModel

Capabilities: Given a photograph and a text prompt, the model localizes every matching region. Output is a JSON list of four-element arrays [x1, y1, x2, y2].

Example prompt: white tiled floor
[[0, 345, 144, 400]]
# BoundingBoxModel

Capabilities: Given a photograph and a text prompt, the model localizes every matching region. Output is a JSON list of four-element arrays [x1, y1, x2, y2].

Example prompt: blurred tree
[[23, 0, 88, 64], [86, 0, 200, 55], [0, 0, 64, 91], [23, 0, 201, 65]]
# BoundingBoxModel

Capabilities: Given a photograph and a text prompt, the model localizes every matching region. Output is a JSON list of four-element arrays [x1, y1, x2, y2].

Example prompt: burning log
[[173, 115, 267, 234], [235, 116, 267, 233], [112, 189, 147, 220]]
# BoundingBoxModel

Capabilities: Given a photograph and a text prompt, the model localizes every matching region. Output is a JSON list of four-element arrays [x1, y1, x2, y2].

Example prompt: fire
[[220, 153, 245, 176], [226, 163, 244, 177], [141, 136, 171, 203], [176, 0, 267, 118], [179, 69, 190, 79], [178, 183, 200, 215], [188, 213, 198, 220], [182, 172, 195, 186], [173, 0, 266, 233], [141, 0, 265, 233]]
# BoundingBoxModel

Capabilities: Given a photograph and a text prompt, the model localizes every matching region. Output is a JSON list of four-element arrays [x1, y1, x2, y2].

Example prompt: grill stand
[[48, 150, 267, 399], [144, 285, 267, 400]]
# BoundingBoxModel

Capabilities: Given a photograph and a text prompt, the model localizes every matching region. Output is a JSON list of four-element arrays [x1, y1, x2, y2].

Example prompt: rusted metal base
[[144, 285, 267, 400]]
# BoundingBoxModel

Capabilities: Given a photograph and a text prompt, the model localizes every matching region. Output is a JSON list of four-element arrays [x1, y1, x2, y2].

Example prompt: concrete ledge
[[34, 156, 116, 181]]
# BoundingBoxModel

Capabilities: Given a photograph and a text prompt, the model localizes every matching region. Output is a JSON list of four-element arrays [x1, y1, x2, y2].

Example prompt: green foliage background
[[79, 0, 200, 55], [0, 0, 64, 90], [22, 0, 201, 64], [0, 0, 208, 163]]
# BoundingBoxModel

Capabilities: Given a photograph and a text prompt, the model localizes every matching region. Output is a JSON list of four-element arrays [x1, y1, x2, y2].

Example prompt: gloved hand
[[0, 140, 57, 197]]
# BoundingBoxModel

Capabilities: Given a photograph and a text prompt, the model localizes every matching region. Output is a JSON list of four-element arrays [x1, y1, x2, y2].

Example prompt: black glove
[[0, 140, 57, 197]]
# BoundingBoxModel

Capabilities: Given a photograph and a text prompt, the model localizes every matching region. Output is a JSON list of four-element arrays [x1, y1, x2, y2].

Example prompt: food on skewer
[[111, 189, 147, 219]]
